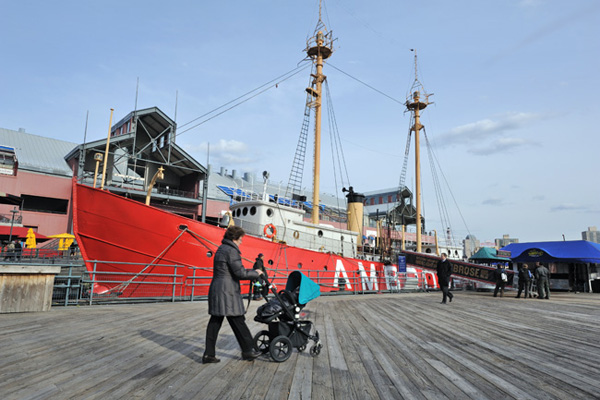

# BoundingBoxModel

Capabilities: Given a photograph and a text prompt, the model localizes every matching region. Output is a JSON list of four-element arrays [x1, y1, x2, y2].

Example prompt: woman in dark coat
[[203, 226, 263, 364]]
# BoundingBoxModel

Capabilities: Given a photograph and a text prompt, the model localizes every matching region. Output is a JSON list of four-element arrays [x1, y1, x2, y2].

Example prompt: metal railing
[[1, 248, 81, 264], [45, 260, 438, 306]]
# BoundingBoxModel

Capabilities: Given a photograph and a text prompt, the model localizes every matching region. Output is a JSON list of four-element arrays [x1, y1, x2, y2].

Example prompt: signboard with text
[[401, 250, 512, 284]]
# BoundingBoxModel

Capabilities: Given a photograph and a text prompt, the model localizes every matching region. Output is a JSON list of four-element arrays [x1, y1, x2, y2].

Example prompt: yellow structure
[[25, 228, 37, 249], [48, 233, 75, 250]]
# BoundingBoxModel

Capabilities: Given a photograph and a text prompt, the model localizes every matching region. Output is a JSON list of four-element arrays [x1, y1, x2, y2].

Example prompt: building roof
[[0, 127, 75, 177], [501, 240, 600, 263]]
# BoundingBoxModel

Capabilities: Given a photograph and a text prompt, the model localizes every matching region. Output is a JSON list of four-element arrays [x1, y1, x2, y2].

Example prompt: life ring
[[293, 231, 300, 239], [264, 224, 277, 238]]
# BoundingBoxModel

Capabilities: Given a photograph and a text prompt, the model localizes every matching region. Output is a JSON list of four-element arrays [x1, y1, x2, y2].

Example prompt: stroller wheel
[[298, 344, 307, 352], [269, 335, 293, 362], [253, 330, 271, 354], [309, 344, 322, 357]]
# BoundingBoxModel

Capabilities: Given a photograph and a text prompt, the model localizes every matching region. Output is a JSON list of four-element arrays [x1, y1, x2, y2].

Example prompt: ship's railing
[[232, 219, 357, 258], [83, 261, 187, 305], [50, 263, 443, 306], [0, 247, 81, 263], [259, 268, 431, 295]]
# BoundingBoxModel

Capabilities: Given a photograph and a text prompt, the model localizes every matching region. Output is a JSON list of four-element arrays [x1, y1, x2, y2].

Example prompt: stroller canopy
[[285, 271, 321, 305]]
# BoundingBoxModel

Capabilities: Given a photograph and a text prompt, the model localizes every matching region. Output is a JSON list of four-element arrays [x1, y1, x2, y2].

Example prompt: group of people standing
[[2, 239, 22, 261], [493, 262, 551, 299], [437, 252, 553, 304], [514, 262, 551, 299]]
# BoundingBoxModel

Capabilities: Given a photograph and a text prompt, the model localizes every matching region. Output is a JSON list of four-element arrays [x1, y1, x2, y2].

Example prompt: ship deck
[[2, 291, 599, 399]]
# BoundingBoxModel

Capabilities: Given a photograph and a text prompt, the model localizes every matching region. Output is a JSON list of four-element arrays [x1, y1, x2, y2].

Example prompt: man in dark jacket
[[493, 265, 507, 297], [436, 253, 454, 304], [203, 226, 263, 364], [515, 264, 530, 299]]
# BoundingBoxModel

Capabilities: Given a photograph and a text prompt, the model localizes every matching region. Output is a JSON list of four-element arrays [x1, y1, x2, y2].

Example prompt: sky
[[1, 0, 599, 244]]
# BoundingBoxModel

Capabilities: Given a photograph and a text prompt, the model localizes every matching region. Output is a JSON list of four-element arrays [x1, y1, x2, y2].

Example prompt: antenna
[[78, 111, 89, 182]]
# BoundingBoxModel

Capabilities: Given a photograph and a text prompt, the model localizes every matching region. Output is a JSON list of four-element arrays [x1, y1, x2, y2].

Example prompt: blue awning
[[501, 240, 600, 263]]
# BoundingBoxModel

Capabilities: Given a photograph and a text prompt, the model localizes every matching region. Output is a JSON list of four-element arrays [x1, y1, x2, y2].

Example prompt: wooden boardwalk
[[1, 291, 599, 399]]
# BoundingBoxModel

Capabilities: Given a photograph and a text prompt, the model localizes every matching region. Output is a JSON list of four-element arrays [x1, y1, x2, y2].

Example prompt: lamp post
[[8, 207, 18, 243]]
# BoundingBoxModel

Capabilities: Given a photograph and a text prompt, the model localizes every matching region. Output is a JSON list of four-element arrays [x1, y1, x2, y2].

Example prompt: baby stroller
[[253, 271, 323, 362]]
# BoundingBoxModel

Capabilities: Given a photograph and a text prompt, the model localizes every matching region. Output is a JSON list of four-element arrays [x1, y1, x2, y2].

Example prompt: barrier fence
[[47, 261, 435, 306]]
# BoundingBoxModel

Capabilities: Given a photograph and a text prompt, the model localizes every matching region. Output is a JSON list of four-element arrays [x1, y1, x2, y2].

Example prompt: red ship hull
[[73, 183, 432, 298]]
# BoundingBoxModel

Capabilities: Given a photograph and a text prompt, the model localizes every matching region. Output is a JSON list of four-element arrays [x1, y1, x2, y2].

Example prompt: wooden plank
[[0, 292, 599, 399]]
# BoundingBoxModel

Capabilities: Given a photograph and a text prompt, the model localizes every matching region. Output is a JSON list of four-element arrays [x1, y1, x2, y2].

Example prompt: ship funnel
[[343, 187, 365, 245]]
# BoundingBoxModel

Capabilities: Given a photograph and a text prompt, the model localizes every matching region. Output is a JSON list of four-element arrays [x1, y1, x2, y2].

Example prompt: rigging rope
[[175, 63, 311, 137], [422, 129, 473, 245], [321, 80, 355, 231], [328, 63, 404, 105]]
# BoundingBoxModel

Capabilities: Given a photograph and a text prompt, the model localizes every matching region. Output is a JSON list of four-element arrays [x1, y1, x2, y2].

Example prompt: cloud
[[438, 112, 542, 155], [182, 138, 257, 165], [469, 137, 536, 155], [489, 2, 600, 64], [482, 198, 506, 206], [550, 203, 588, 212], [440, 112, 541, 145]]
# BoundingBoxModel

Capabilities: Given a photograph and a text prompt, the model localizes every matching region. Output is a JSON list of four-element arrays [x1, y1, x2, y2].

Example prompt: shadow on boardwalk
[[1, 291, 599, 399]]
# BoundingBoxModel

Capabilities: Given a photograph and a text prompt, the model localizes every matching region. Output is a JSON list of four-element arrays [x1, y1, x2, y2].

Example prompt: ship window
[[250, 206, 256, 215], [297, 263, 303, 269], [206, 251, 213, 258], [340, 235, 344, 241], [318, 230, 323, 238], [266, 208, 274, 217], [268, 259, 274, 265], [236, 209, 241, 217], [242, 207, 248, 216]]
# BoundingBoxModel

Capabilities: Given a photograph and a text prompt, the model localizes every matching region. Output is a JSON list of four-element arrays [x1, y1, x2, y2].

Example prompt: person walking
[[493, 265, 507, 297], [203, 226, 263, 364], [436, 253, 454, 304], [515, 264, 530, 299], [252, 253, 267, 300], [535, 262, 551, 300]]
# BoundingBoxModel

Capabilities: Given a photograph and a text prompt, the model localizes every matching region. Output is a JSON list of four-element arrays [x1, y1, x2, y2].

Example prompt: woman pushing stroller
[[203, 226, 264, 364]]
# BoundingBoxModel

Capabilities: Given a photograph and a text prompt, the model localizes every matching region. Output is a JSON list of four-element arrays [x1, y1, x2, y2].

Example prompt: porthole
[[297, 263, 303, 269], [318, 230, 323, 238], [266, 208, 274, 217], [206, 251, 213, 258], [242, 207, 248, 216], [268, 259, 274, 265], [340, 235, 344, 241], [236, 208, 241, 217], [250, 206, 256, 215]]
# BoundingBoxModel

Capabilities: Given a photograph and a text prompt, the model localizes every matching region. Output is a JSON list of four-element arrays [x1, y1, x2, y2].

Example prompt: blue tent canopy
[[285, 271, 321, 305], [501, 240, 600, 263]]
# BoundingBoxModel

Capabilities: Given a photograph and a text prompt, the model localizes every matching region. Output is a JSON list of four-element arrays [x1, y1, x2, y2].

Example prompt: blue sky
[[1, 0, 599, 243]]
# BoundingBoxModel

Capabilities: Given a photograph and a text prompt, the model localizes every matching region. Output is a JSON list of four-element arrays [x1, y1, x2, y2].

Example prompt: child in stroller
[[253, 271, 323, 362]]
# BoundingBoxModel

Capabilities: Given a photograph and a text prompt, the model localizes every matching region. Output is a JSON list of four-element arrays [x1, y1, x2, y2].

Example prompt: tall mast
[[405, 50, 431, 253], [305, 1, 334, 224]]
